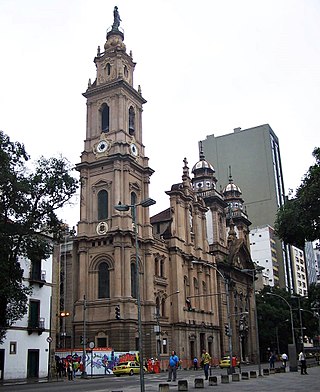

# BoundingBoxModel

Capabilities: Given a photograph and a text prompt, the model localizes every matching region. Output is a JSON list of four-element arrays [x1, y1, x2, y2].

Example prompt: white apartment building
[[249, 226, 279, 287], [290, 246, 308, 297], [0, 254, 52, 380]]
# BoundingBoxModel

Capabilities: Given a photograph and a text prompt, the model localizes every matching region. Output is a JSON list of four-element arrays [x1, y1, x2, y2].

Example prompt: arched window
[[98, 190, 108, 220], [106, 63, 111, 76], [156, 297, 160, 317], [131, 192, 137, 205], [155, 258, 159, 276], [189, 206, 193, 233], [129, 106, 135, 135], [131, 262, 137, 298], [161, 298, 166, 317], [131, 192, 137, 221], [98, 262, 110, 298], [160, 259, 164, 277], [101, 104, 109, 132]]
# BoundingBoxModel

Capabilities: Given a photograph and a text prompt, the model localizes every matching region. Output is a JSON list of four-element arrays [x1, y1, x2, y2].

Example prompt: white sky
[[1, 0, 319, 228]]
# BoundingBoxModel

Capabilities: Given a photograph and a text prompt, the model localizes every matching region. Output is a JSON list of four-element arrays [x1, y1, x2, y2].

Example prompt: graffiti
[[55, 350, 139, 375]]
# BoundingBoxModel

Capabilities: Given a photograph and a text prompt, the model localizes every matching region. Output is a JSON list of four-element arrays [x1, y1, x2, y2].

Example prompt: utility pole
[[81, 295, 87, 378]]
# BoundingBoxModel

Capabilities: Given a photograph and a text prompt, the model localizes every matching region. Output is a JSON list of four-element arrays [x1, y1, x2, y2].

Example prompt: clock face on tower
[[94, 138, 111, 157], [97, 140, 109, 153], [130, 143, 139, 157]]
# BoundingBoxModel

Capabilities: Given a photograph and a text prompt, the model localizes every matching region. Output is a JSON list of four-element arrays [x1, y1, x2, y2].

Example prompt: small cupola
[[191, 141, 217, 192], [222, 166, 244, 212]]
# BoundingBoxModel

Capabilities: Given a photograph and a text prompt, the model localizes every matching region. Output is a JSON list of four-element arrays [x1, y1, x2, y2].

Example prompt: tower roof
[[191, 141, 215, 175], [222, 167, 242, 199]]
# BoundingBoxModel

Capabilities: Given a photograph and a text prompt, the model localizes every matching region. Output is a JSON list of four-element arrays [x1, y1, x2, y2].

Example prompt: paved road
[[1, 365, 320, 391], [144, 365, 320, 391]]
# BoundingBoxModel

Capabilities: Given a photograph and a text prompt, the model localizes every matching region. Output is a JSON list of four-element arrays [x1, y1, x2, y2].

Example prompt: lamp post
[[241, 267, 264, 377], [266, 292, 297, 371], [115, 197, 156, 392], [291, 296, 304, 353], [81, 295, 87, 378]]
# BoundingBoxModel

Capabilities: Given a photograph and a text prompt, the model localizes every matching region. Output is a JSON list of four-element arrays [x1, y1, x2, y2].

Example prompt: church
[[56, 7, 258, 369]]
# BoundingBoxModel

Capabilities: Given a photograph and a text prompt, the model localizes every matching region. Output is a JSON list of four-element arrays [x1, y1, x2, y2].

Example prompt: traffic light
[[115, 305, 120, 320], [186, 298, 192, 311], [224, 324, 230, 336]]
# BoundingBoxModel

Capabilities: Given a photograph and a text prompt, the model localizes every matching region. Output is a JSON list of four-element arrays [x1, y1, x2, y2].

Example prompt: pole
[[81, 295, 87, 378], [266, 292, 297, 371], [133, 205, 145, 392], [252, 273, 262, 377], [224, 277, 234, 374], [63, 230, 67, 349], [298, 298, 304, 353]]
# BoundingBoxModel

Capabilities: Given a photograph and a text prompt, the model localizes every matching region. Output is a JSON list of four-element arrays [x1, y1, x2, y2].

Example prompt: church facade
[[56, 9, 258, 368]]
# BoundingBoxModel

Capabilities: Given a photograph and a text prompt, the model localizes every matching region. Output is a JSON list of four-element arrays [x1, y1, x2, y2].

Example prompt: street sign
[[89, 341, 95, 349], [46, 336, 53, 343]]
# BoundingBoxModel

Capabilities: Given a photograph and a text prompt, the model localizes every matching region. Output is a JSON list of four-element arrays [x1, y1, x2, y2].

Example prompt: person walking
[[201, 349, 211, 380], [67, 360, 73, 380], [167, 350, 179, 382], [193, 356, 198, 370], [269, 352, 276, 369], [299, 351, 308, 374], [281, 352, 288, 368]]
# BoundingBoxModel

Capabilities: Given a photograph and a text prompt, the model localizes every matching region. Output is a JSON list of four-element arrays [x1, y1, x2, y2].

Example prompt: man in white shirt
[[298, 351, 308, 375]]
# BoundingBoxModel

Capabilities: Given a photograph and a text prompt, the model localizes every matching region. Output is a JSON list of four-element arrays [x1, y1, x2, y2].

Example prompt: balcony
[[29, 270, 46, 287], [27, 317, 45, 335]]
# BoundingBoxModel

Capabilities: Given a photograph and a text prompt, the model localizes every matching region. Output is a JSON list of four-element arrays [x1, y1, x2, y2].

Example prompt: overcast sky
[[1, 0, 319, 228]]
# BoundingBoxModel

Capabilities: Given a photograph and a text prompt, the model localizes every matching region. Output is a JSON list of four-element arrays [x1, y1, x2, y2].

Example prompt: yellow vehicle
[[112, 361, 147, 376], [219, 356, 240, 368]]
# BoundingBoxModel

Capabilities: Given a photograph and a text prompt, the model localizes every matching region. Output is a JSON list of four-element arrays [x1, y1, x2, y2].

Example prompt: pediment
[[92, 179, 112, 190], [228, 238, 254, 270]]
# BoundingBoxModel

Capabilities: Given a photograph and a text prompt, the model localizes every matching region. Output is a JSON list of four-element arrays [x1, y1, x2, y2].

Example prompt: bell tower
[[74, 7, 154, 351]]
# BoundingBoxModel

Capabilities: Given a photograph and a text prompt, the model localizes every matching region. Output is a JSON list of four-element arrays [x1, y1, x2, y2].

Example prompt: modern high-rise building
[[290, 246, 308, 297], [304, 242, 318, 285], [202, 125, 292, 290], [249, 226, 279, 287]]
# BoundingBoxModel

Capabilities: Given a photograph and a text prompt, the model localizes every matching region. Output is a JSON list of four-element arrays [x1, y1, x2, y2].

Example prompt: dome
[[191, 159, 215, 174], [222, 182, 242, 195]]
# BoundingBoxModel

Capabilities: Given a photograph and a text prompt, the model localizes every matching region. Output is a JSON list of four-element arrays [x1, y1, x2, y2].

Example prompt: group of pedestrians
[[167, 349, 212, 382], [167, 347, 310, 383], [56, 358, 81, 380], [269, 350, 308, 375]]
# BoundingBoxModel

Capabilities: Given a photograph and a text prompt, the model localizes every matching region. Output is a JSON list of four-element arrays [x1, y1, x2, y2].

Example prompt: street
[[1, 363, 320, 392]]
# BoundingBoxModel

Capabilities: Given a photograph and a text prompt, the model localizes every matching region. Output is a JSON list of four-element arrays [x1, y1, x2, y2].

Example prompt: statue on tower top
[[112, 6, 121, 29]]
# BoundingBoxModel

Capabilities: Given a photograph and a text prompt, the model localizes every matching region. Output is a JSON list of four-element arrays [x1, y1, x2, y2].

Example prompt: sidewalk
[[140, 364, 320, 392]]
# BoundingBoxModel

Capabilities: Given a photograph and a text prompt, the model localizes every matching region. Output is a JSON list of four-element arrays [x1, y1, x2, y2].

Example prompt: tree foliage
[[257, 286, 320, 357], [0, 131, 78, 342], [275, 147, 320, 248]]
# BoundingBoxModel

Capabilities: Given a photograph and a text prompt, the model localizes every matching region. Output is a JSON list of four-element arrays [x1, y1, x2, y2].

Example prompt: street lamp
[[241, 267, 264, 377], [266, 292, 297, 371], [115, 197, 156, 392], [291, 296, 304, 353]]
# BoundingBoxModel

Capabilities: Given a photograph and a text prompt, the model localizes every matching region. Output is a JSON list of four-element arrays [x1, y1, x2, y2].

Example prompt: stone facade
[[56, 11, 258, 368]]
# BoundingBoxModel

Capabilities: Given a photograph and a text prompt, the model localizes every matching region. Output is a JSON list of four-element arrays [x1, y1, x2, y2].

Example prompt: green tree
[[0, 131, 78, 342], [257, 287, 295, 358], [275, 147, 320, 248]]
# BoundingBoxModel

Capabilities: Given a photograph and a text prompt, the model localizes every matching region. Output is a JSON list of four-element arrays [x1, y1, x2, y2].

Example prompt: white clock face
[[96, 221, 108, 235], [130, 143, 138, 157], [97, 140, 108, 153]]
